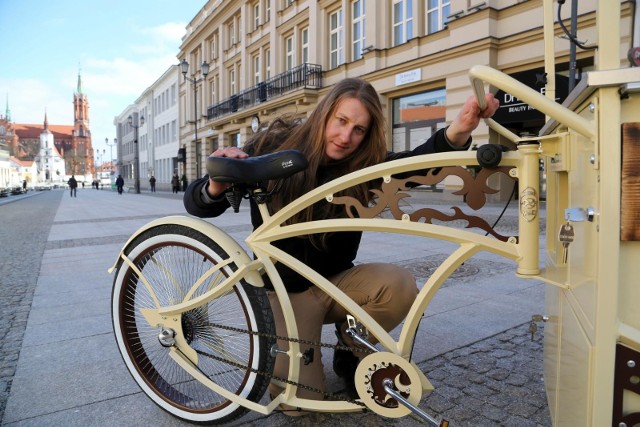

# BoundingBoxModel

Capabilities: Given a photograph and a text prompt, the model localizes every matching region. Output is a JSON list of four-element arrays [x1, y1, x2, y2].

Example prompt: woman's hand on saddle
[[445, 93, 500, 147], [207, 146, 248, 197]]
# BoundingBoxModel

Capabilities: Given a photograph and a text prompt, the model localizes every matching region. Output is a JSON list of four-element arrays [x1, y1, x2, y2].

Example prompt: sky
[[0, 0, 206, 160]]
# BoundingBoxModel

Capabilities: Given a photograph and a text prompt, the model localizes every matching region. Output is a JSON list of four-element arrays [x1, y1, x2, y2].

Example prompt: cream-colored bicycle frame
[[111, 1, 640, 422], [109, 62, 590, 417]]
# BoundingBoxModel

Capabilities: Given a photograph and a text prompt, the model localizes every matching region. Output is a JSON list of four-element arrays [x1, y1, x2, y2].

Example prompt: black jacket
[[183, 128, 468, 292]]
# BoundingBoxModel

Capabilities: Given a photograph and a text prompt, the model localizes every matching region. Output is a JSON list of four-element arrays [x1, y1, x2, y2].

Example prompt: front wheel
[[112, 224, 275, 424]]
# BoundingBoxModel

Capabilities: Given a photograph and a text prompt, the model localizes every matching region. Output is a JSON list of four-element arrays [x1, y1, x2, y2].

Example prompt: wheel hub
[[158, 328, 176, 347]]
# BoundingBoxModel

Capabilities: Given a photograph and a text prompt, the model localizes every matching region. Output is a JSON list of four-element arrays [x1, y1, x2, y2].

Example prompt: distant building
[[0, 96, 18, 187], [1, 71, 95, 184], [114, 65, 179, 192], [9, 156, 38, 188]]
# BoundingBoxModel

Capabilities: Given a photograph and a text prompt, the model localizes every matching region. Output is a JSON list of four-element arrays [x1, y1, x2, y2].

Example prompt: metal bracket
[[564, 207, 595, 222]]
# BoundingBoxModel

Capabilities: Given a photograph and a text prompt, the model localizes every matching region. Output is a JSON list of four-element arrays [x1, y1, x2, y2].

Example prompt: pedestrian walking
[[115, 174, 125, 195], [171, 173, 179, 194], [149, 176, 156, 192], [68, 175, 77, 197]]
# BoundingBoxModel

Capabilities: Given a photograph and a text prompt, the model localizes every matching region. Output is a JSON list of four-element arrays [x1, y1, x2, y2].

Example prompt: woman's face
[[324, 97, 371, 161]]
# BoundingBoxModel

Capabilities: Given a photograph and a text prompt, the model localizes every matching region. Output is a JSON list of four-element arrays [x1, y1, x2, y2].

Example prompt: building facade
[[176, 0, 633, 188], [114, 65, 180, 192], [0, 99, 17, 187], [9, 157, 38, 188]]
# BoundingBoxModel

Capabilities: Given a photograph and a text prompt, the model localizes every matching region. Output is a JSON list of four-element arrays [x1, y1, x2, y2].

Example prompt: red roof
[[13, 123, 74, 140], [10, 156, 34, 167]]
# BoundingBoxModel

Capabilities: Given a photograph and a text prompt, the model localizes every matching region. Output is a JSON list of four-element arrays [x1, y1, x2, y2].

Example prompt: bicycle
[[109, 66, 587, 426]]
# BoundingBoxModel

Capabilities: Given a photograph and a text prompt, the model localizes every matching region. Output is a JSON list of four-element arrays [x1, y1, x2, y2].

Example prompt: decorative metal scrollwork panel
[[330, 166, 515, 242]]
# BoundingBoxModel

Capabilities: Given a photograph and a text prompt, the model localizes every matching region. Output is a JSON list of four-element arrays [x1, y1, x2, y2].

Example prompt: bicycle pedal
[[346, 315, 369, 340], [345, 315, 378, 353]]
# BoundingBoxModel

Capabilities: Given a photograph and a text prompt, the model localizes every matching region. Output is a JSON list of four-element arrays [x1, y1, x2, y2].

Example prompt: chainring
[[354, 352, 423, 418]]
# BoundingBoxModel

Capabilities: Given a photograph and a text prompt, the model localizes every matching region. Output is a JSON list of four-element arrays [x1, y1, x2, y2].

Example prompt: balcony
[[206, 63, 322, 121]]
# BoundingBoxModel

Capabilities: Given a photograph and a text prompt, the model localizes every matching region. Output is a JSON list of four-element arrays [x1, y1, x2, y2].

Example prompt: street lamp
[[95, 149, 105, 172], [127, 114, 144, 194], [180, 59, 209, 177], [105, 137, 117, 173]]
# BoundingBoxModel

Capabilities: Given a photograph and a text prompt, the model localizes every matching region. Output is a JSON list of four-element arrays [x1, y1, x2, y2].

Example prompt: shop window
[[392, 89, 446, 151]]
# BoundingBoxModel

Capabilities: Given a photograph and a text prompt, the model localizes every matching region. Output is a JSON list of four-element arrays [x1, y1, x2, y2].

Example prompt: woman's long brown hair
[[246, 78, 387, 245]]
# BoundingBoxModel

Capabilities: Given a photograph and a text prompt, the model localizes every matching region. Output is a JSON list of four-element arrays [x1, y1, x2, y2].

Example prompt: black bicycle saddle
[[206, 149, 308, 184]]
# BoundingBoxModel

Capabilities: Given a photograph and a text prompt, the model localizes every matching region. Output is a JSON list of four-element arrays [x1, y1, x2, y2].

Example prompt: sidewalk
[[2, 188, 550, 426]]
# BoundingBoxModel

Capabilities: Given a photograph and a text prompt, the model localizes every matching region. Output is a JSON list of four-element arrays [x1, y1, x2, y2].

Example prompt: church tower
[[73, 71, 90, 136], [69, 69, 94, 177]]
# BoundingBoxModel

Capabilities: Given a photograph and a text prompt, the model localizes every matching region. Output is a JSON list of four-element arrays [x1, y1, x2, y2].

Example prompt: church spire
[[5, 92, 11, 122], [76, 66, 84, 95], [44, 109, 49, 130]]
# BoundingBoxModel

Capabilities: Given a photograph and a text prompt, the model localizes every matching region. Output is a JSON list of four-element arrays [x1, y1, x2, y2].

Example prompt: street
[[0, 187, 550, 426]]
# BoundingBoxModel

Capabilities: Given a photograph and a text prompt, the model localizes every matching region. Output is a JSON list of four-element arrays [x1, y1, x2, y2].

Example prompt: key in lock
[[558, 222, 575, 264]]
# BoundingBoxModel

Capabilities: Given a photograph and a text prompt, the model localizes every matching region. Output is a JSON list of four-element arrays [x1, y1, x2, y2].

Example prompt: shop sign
[[395, 69, 421, 86], [492, 69, 569, 125]]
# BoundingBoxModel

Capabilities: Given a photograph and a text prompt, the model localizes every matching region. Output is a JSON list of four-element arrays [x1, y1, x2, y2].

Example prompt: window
[[228, 19, 236, 47], [211, 31, 219, 59], [211, 75, 217, 103], [329, 9, 344, 68], [265, 1, 271, 21], [351, 0, 365, 60], [230, 68, 236, 95], [265, 48, 271, 79], [285, 36, 294, 70], [301, 27, 309, 64], [254, 53, 261, 84], [254, 3, 260, 30], [229, 132, 241, 148], [426, 0, 450, 34], [393, 0, 413, 46], [392, 89, 446, 151]]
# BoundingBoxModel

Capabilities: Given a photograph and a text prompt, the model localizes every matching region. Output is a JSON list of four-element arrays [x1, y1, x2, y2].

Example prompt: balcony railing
[[206, 63, 322, 121]]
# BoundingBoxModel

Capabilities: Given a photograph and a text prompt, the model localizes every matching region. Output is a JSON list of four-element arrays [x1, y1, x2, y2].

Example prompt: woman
[[184, 78, 499, 411]]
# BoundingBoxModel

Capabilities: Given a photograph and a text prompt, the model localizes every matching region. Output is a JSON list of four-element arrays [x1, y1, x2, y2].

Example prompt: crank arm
[[382, 378, 449, 427]]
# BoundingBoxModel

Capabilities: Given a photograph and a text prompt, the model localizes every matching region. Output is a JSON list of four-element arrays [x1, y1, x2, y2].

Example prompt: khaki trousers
[[267, 262, 418, 400]]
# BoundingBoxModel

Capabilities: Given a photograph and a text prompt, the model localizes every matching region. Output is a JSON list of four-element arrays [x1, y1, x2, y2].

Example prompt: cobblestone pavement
[[229, 323, 550, 427], [0, 191, 62, 422], [0, 188, 552, 426], [419, 323, 549, 427]]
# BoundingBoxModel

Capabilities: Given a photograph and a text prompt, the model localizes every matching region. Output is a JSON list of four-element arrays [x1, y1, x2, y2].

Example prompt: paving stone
[[0, 190, 552, 426]]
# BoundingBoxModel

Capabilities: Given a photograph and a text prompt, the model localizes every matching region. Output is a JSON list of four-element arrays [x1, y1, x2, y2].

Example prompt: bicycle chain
[[194, 321, 375, 407]]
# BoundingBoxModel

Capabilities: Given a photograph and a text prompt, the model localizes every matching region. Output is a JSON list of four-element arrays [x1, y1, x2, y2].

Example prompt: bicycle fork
[[345, 316, 449, 427]]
